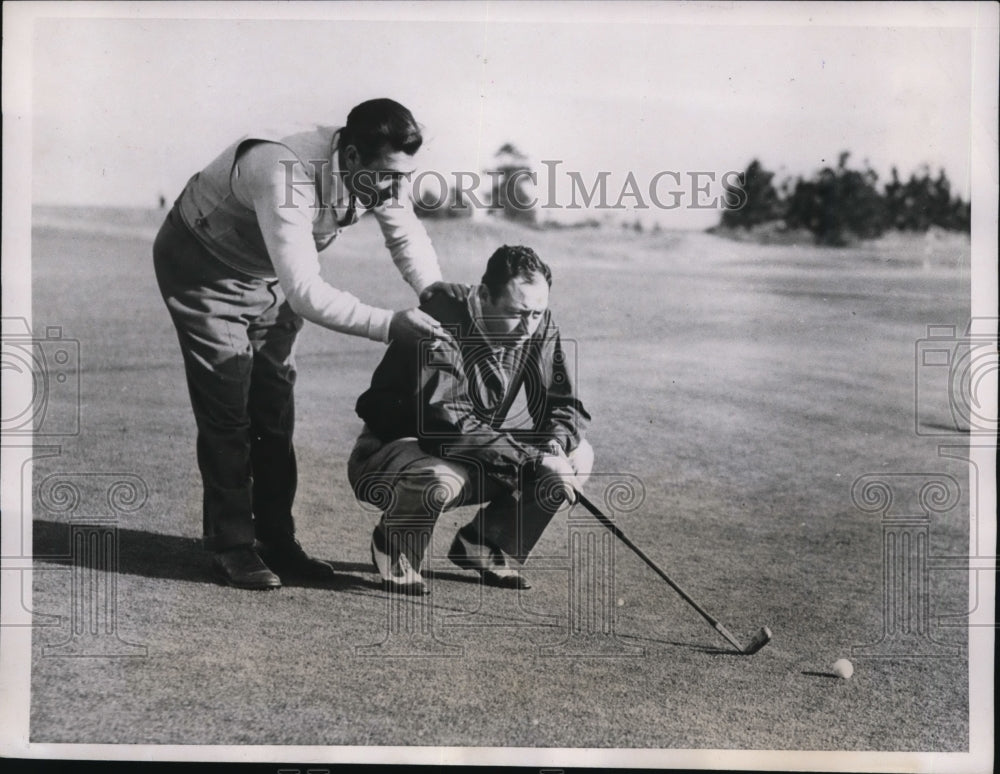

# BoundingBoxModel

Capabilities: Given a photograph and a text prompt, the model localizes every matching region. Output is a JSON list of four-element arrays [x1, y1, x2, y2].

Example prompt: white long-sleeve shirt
[[179, 126, 442, 343]]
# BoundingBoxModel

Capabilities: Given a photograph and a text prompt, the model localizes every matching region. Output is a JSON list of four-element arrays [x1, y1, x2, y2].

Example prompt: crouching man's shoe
[[256, 538, 336, 582], [370, 524, 430, 596], [448, 526, 531, 590], [213, 545, 282, 590]]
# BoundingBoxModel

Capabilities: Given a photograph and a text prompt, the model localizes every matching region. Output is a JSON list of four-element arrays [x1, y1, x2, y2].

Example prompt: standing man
[[154, 98, 465, 589], [349, 245, 593, 595]]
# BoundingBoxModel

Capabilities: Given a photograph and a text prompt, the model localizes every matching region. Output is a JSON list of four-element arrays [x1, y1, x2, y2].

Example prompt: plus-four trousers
[[348, 427, 595, 568], [153, 206, 304, 551]]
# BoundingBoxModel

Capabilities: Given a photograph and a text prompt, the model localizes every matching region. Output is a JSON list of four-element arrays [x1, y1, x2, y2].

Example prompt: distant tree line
[[721, 153, 971, 245]]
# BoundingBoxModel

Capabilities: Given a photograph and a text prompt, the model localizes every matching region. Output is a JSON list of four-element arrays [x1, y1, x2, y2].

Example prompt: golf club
[[574, 489, 772, 655]]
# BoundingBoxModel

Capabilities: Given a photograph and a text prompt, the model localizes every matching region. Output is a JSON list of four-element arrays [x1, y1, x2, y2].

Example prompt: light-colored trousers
[[348, 428, 594, 567]]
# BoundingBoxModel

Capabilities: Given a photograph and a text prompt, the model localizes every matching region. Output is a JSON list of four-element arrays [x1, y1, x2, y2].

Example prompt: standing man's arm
[[373, 176, 472, 305], [237, 143, 447, 343], [372, 174, 440, 295]]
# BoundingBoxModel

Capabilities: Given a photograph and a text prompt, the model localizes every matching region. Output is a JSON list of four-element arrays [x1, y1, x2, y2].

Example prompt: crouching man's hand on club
[[389, 308, 452, 345], [535, 450, 580, 506]]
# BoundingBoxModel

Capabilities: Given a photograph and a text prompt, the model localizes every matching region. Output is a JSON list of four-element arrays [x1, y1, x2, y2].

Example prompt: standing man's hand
[[389, 308, 452, 345], [419, 282, 475, 304]]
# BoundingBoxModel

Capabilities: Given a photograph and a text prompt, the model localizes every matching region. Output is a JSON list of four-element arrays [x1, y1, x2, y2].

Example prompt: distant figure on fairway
[[349, 245, 593, 595], [153, 98, 467, 589]]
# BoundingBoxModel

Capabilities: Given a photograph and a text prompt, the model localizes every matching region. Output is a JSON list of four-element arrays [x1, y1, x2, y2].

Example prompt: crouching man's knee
[[352, 463, 469, 515], [395, 463, 470, 514], [348, 434, 472, 515]]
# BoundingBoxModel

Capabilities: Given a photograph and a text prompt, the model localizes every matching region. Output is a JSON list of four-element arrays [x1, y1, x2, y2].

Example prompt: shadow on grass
[[617, 630, 739, 655], [422, 567, 479, 585], [802, 670, 842, 679], [32, 519, 381, 593], [421, 566, 547, 590]]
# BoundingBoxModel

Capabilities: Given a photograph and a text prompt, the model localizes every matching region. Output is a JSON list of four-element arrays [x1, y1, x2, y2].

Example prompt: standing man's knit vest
[[177, 125, 348, 279]]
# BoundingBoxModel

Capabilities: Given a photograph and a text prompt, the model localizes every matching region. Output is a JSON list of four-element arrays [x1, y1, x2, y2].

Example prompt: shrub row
[[721, 153, 970, 245]]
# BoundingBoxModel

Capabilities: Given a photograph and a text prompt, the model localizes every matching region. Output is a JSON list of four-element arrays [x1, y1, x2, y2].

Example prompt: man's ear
[[343, 144, 360, 170], [477, 285, 491, 305]]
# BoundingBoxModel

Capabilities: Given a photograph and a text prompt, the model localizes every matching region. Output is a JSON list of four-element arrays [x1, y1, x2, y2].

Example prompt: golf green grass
[[28, 206, 971, 750]]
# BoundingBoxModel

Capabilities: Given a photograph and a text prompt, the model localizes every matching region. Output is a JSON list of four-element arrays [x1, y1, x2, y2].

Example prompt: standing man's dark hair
[[341, 98, 423, 164], [481, 244, 552, 300]]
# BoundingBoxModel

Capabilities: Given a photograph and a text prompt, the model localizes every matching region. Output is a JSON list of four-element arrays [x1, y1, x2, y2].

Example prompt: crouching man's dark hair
[[481, 245, 552, 300], [343, 98, 423, 163]]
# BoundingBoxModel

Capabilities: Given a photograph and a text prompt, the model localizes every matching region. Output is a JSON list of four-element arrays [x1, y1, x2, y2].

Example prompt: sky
[[18, 2, 981, 228]]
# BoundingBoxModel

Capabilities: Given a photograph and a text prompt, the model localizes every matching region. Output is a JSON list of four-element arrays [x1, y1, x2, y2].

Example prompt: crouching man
[[348, 245, 593, 595]]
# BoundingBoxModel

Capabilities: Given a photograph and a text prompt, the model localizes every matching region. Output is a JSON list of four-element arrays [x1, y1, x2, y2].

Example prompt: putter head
[[743, 626, 773, 655]]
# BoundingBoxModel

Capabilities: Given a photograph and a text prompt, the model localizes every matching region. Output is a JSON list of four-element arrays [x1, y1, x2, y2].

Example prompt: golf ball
[[616, 598, 625, 607], [832, 658, 854, 679]]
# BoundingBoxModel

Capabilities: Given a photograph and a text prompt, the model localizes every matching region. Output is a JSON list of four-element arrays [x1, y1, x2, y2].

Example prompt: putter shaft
[[575, 490, 765, 655]]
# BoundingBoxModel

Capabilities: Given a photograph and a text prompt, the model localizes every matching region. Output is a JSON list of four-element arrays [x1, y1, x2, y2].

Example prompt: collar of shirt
[[320, 129, 345, 205], [323, 128, 358, 226]]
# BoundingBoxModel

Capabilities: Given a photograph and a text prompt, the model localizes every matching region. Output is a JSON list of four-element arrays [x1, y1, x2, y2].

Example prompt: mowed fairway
[[28, 206, 972, 750]]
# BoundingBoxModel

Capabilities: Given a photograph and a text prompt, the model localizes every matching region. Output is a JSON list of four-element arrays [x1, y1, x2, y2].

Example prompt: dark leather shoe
[[448, 528, 531, 590], [213, 546, 282, 589], [481, 568, 531, 590], [257, 538, 335, 582]]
